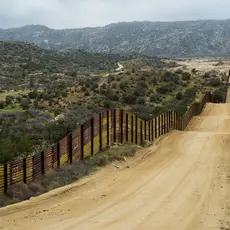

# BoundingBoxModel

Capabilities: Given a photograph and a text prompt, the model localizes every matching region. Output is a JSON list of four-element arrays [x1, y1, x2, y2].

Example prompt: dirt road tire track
[[1, 103, 230, 230]]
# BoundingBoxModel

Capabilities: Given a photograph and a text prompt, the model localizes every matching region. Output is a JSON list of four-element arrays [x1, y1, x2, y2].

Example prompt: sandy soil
[[175, 58, 230, 75], [1, 103, 230, 230]]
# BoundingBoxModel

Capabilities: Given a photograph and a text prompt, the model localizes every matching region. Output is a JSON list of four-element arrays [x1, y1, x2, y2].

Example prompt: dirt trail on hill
[[1, 103, 230, 230]]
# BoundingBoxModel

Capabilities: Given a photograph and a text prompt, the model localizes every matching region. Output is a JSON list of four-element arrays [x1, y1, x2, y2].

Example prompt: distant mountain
[[1, 20, 230, 57]]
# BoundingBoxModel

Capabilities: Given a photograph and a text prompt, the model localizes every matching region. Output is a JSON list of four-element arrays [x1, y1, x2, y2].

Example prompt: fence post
[[135, 116, 138, 144], [167, 112, 170, 132], [165, 113, 167, 133], [91, 117, 94, 155], [155, 117, 157, 138], [126, 113, 129, 142], [107, 111, 110, 147], [161, 114, 164, 134], [173, 111, 176, 129], [80, 124, 84, 160], [4, 164, 8, 194], [151, 119, 154, 142], [120, 110, 123, 144], [144, 120, 147, 141], [158, 116, 161, 137], [23, 158, 27, 184], [68, 133, 73, 164], [99, 113, 102, 150], [169, 111, 171, 131], [41, 151, 45, 174], [140, 121, 143, 144], [149, 121, 151, 141], [113, 109, 116, 143], [169, 111, 171, 130], [57, 142, 60, 168], [131, 115, 134, 143], [168, 112, 170, 131]]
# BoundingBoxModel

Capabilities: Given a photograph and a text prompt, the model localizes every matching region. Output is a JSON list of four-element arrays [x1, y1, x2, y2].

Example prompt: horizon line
[[1, 18, 230, 30]]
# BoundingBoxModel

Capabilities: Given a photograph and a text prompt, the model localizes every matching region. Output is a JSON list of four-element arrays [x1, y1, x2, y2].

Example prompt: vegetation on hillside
[[2, 20, 230, 57], [0, 41, 227, 163]]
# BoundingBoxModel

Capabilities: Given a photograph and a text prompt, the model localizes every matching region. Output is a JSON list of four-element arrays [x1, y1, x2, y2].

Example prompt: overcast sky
[[0, 0, 229, 29]]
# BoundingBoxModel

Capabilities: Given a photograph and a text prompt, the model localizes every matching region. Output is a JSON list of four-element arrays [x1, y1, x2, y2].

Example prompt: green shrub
[[182, 72, 191, 80], [209, 78, 221, 87], [212, 87, 226, 103]]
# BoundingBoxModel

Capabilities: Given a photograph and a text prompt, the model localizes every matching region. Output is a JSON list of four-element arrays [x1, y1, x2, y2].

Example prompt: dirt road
[[1, 103, 230, 230]]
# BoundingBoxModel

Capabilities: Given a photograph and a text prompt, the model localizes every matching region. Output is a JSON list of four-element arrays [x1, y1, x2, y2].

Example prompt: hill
[[1, 20, 230, 57], [0, 40, 227, 163]]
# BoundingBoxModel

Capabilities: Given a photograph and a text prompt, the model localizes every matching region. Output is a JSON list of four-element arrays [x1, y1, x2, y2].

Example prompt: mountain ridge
[[1, 19, 230, 57]]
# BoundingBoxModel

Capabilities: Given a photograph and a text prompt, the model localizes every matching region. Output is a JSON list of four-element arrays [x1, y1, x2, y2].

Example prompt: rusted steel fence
[[0, 92, 213, 195]]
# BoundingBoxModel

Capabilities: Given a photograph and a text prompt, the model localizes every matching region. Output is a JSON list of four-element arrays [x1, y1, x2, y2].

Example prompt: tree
[[108, 75, 114, 83], [209, 78, 221, 87], [136, 96, 145, 105], [28, 91, 38, 99], [162, 71, 171, 81], [184, 86, 197, 99], [191, 68, 197, 74], [5, 95, 14, 106], [33, 100, 38, 108], [212, 88, 225, 103], [20, 99, 30, 110], [182, 72, 191, 80], [0, 100, 5, 109], [29, 78, 34, 88], [176, 91, 183, 100], [122, 93, 137, 104], [61, 91, 68, 97], [119, 80, 128, 90]]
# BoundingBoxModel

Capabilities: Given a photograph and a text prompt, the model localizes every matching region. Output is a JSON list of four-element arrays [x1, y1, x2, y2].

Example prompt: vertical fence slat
[[155, 117, 157, 138], [99, 113, 102, 151], [41, 151, 45, 174], [107, 111, 110, 147], [149, 121, 151, 142], [4, 164, 7, 194], [120, 110, 123, 144], [126, 113, 128, 142], [140, 121, 143, 144], [158, 116, 160, 137], [23, 158, 27, 184], [91, 117, 94, 155], [152, 119, 154, 142], [131, 115, 134, 143], [57, 142, 60, 168], [113, 109, 116, 143], [80, 125, 84, 160], [68, 133, 73, 164], [135, 115, 138, 144]]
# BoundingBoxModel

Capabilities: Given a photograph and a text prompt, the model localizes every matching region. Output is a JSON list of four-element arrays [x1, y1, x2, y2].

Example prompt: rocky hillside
[[1, 20, 230, 57]]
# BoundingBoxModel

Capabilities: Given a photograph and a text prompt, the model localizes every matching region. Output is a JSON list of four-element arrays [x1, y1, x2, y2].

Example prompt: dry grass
[[173, 58, 230, 75], [0, 144, 139, 207]]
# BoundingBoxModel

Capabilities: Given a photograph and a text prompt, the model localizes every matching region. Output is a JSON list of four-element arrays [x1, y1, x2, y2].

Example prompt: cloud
[[0, 0, 229, 29]]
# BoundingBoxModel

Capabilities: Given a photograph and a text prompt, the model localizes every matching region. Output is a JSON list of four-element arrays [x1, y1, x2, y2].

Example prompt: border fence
[[0, 92, 213, 196]]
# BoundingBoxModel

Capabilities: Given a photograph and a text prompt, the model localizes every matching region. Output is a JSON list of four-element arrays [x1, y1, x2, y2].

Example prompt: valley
[[0, 40, 228, 164]]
